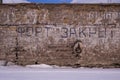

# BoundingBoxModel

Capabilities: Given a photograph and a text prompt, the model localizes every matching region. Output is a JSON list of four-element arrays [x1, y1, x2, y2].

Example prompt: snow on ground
[[0, 61, 120, 80], [26, 64, 54, 68]]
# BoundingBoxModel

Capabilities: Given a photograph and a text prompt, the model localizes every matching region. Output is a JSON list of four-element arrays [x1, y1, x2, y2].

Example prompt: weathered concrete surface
[[0, 4, 120, 67]]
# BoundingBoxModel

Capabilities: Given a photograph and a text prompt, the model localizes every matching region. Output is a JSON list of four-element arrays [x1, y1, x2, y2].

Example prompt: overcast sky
[[3, 0, 30, 3], [3, 0, 120, 3]]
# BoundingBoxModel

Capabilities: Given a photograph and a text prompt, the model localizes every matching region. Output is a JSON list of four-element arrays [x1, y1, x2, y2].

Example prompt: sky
[[2, 0, 120, 3], [71, 0, 120, 3]]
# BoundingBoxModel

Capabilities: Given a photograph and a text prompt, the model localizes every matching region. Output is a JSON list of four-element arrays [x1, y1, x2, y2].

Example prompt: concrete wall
[[0, 4, 120, 67]]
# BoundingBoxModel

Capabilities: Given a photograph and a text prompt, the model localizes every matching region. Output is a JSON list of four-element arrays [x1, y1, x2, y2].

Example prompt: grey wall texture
[[0, 4, 120, 67]]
